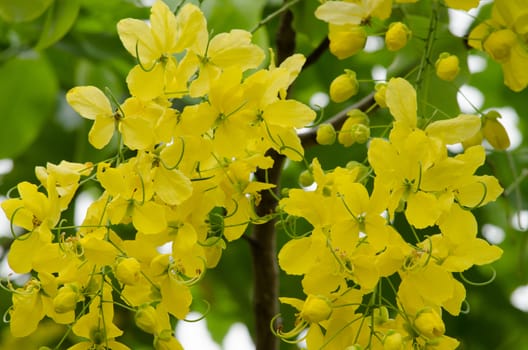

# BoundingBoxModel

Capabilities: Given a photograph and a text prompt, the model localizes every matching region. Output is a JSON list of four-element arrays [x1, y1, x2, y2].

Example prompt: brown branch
[[250, 3, 297, 350], [251, 150, 284, 350], [304, 37, 329, 69], [300, 92, 376, 148]]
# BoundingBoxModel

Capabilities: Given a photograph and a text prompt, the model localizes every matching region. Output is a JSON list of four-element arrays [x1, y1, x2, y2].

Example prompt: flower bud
[[383, 331, 403, 350], [299, 169, 314, 187], [351, 124, 370, 144], [482, 110, 510, 150], [115, 257, 142, 285], [385, 22, 411, 51], [373, 306, 389, 325], [346, 109, 369, 125], [300, 295, 332, 323], [374, 83, 388, 108], [135, 305, 159, 334], [345, 161, 370, 181], [414, 308, 445, 339], [316, 124, 337, 145], [435, 53, 460, 81], [154, 332, 182, 350], [329, 24, 367, 59], [483, 29, 517, 63], [330, 70, 359, 103], [53, 284, 79, 313]]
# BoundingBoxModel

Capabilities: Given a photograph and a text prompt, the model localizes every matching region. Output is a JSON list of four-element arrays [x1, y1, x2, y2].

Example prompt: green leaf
[[202, 0, 266, 31], [0, 55, 58, 158], [35, 0, 81, 50], [0, 0, 53, 23]]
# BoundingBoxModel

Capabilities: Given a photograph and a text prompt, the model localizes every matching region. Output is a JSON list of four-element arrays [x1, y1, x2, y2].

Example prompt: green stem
[[415, 2, 439, 117]]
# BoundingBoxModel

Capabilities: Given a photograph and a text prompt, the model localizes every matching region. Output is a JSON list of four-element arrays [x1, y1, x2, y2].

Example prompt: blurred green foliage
[[0, 0, 527, 349]]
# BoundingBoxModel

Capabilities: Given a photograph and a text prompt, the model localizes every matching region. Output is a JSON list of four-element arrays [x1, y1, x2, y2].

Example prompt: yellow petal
[[263, 100, 316, 128], [444, 0, 479, 10], [10, 288, 44, 337], [160, 277, 192, 319], [8, 232, 41, 273], [315, 1, 365, 25], [154, 167, 193, 206], [120, 116, 155, 151], [425, 114, 481, 145], [127, 64, 165, 100], [438, 204, 477, 244], [278, 236, 313, 275], [405, 191, 442, 229], [133, 201, 167, 234], [117, 18, 158, 64], [208, 29, 265, 70], [385, 77, 417, 129], [89, 115, 115, 149], [150, 0, 178, 54], [174, 3, 208, 53], [82, 237, 119, 266], [66, 86, 112, 120]]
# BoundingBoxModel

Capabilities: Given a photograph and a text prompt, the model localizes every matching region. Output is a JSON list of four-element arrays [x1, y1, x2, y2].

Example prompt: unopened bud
[[329, 24, 367, 59], [330, 70, 359, 103], [339, 110, 370, 147], [53, 284, 79, 313], [300, 295, 332, 323], [135, 305, 159, 334], [345, 161, 370, 181], [299, 169, 314, 187], [316, 124, 337, 145], [435, 53, 460, 81], [482, 110, 510, 150], [383, 331, 403, 350], [385, 22, 411, 51], [374, 83, 388, 108], [373, 306, 390, 325], [115, 257, 142, 285], [483, 29, 517, 63], [414, 308, 445, 339], [351, 124, 370, 144], [346, 109, 369, 125]]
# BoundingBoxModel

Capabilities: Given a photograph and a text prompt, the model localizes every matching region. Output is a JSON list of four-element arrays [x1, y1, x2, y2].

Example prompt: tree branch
[[251, 150, 284, 350], [304, 37, 329, 69], [250, 3, 297, 350]]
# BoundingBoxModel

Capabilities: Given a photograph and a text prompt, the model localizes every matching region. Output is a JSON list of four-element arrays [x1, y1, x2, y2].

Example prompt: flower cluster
[[276, 78, 503, 349], [2, 1, 314, 348]]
